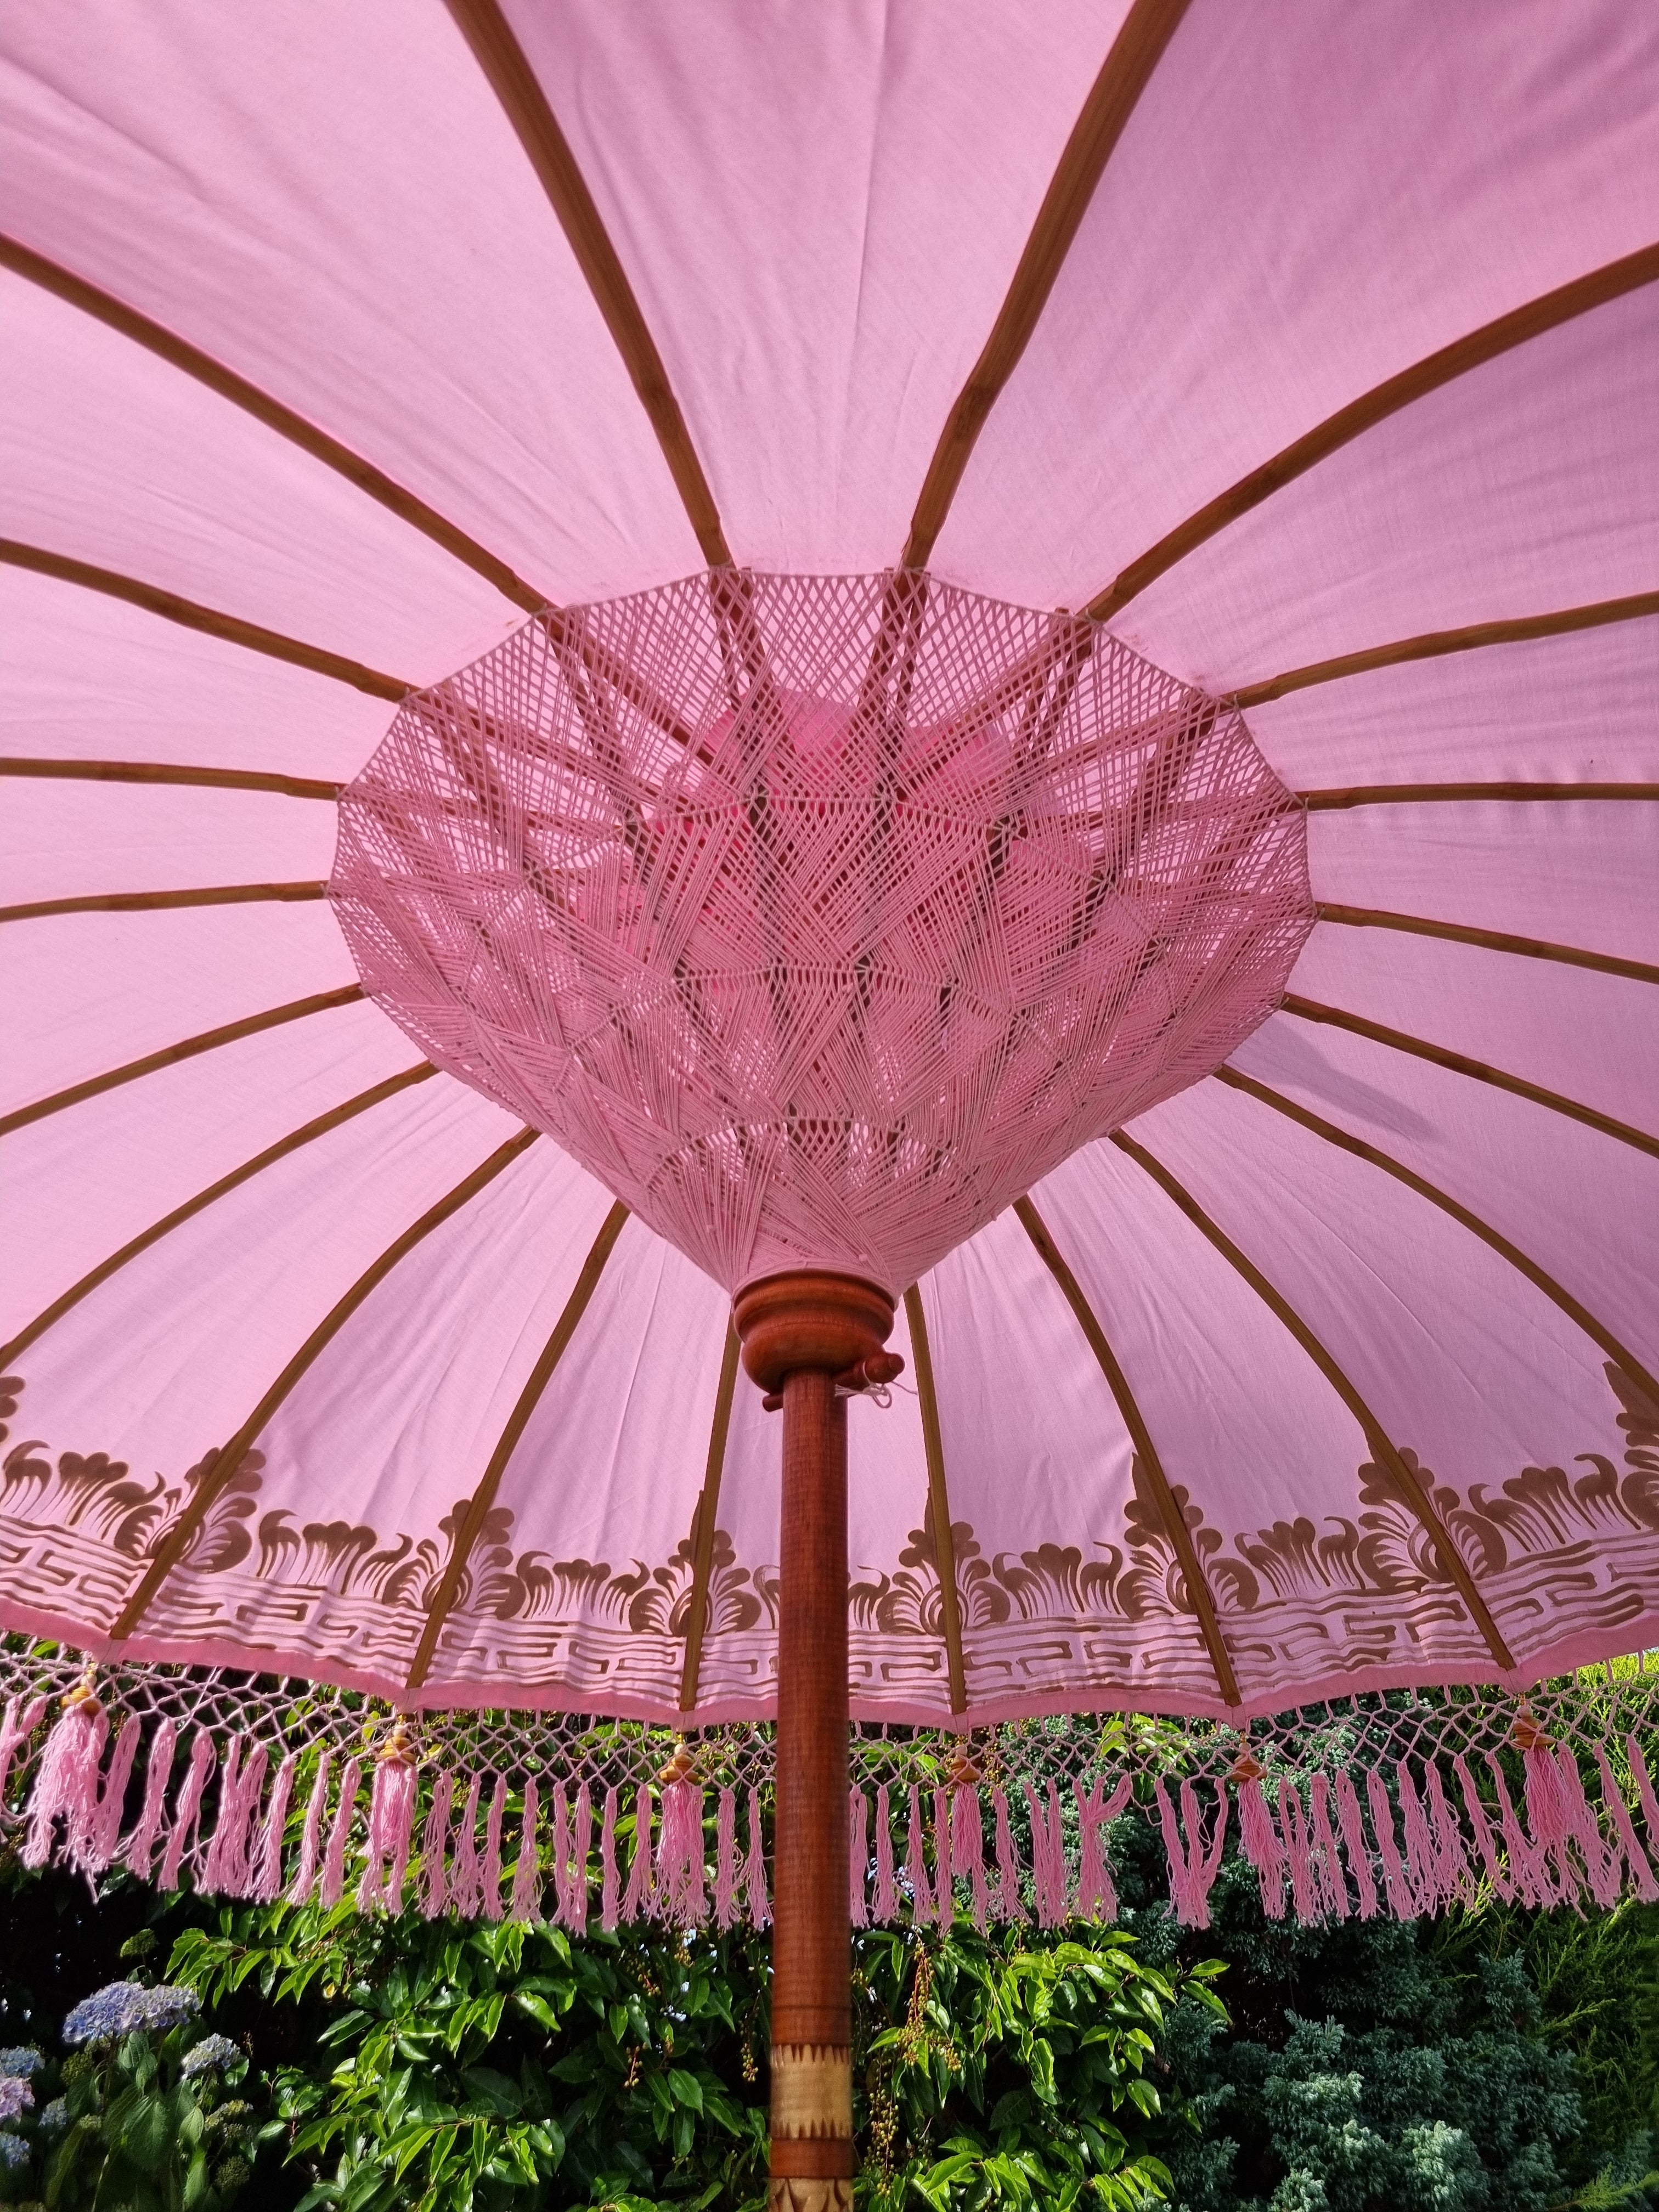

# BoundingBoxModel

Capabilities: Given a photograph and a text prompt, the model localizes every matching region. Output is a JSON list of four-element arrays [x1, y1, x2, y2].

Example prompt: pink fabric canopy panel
[[1, 0, 1655, 1728]]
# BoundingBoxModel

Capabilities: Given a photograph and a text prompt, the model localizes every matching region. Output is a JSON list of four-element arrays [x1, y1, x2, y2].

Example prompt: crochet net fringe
[[4, 1646, 1654, 1933]]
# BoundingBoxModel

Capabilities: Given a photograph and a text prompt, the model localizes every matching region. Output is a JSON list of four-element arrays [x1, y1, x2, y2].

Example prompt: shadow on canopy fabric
[[0, 0, 1655, 1930]]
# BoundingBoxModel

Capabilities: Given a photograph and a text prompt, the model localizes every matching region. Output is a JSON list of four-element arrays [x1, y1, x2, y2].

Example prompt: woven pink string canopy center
[[332, 572, 1312, 1291]]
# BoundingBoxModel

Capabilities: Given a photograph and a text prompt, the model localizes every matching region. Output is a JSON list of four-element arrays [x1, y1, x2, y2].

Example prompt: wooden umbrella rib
[[1212, 1066, 1659, 1407], [0, 757, 341, 802], [443, 0, 731, 569], [1108, 1132, 1517, 1672], [1302, 780, 1659, 810], [1317, 902, 1659, 986], [0, 983, 365, 1138], [110, 1126, 541, 1641], [1086, 246, 1659, 621], [1012, 1195, 1242, 1706], [0, 232, 549, 616], [678, 1322, 743, 1712], [902, 1285, 968, 1716], [1236, 592, 1659, 710], [0, 882, 328, 924], [407, 1199, 629, 1693], [0, 540, 410, 701], [0, 1063, 438, 1369], [1280, 994, 1659, 1160], [902, 0, 1192, 571]]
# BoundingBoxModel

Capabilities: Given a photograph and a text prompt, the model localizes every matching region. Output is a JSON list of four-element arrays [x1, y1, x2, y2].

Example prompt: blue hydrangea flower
[[0, 2076, 31, 2121], [38, 2097, 69, 2132], [140, 1985, 200, 2032], [180, 2033, 239, 2079], [0, 2131, 28, 2172], [63, 1982, 151, 2044], [0, 2049, 42, 2078]]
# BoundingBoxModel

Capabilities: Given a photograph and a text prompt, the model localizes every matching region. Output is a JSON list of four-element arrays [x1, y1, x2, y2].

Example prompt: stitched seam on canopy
[[0, 233, 550, 617], [679, 1322, 742, 1712], [108, 1126, 543, 1643], [902, 0, 1194, 569], [1109, 1130, 1517, 1673], [406, 1198, 630, 1692], [1013, 1193, 1242, 1707], [1211, 1066, 1659, 1408], [0, 1064, 439, 1370], [0, 985, 366, 1138], [1237, 594, 1659, 708], [1086, 246, 1659, 622], [1280, 996, 1659, 1160]]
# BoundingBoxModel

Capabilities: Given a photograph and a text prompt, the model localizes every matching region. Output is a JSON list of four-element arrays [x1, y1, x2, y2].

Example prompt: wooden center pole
[[732, 1271, 899, 2212]]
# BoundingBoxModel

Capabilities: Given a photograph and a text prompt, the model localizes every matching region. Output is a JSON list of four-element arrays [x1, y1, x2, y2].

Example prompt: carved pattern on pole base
[[767, 2181, 855, 2212]]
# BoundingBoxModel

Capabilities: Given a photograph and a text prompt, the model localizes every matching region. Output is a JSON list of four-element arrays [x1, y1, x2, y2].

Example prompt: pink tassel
[[22, 1692, 108, 1870], [1236, 1775, 1287, 1921], [510, 1778, 543, 1922], [1397, 1764, 1439, 1914], [447, 1772, 484, 1919], [160, 1728, 217, 1891], [657, 1780, 704, 1928], [419, 1770, 454, 1918], [743, 1785, 770, 1930], [1074, 1775, 1130, 1922], [551, 1782, 592, 1933], [952, 1787, 989, 1930], [622, 1785, 654, 1922], [1424, 1764, 1474, 1909], [714, 1787, 742, 1931], [1630, 1736, 1659, 1865], [319, 1756, 362, 1911], [600, 1785, 621, 1931], [1523, 1739, 1579, 1905], [250, 1753, 296, 1903], [904, 1785, 934, 1925], [358, 1755, 417, 1914], [1024, 1780, 1068, 1929], [482, 1773, 507, 1921], [0, 1694, 47, 1806], [992, 1788, 1026, 1925], [1365, 1766, 1420, 1918], [1155, 1778, 1227, 1929], [1278, 1782, 1322, 1922], [872, 1785, 898, 1923], [203, 1737, 268, 1898], [1598, 1747, 1659, 1903], [1486, 1752, 1553, 1908], [76, 1713, 142, 1880], [286, 1752, 331, 1905], [1307, 1775, 1347, 1920], [1333, 1771, 1379, 1919], [931, 1787, 952, 1926], [123, 1719, 179, 1881], [1453, 1754, 1513, 1904], [1553, 1746, 1620, 1909], [849, 1788, 870, 1929]]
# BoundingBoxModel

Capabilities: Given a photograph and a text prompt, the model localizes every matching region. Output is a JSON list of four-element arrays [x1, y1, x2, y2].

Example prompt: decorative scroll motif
[[1, 1368, 1655, 1712], [330, 571, 1312, 1296]]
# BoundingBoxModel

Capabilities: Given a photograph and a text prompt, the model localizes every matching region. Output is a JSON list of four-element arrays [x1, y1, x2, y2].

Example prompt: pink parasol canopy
[[2, 0, 1657, 1979]]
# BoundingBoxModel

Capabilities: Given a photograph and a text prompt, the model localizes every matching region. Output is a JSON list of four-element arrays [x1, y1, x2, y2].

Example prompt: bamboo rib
[[902, 0, 1192, 571], [1013, 1195, 1242, 1706], [110, 1126, 542, 1643], [0, 1064, 438, 1369], [407, 1199, 629, 1692], [0, 540, 410, 701], [1280, 995, 1659, 1160], [0, 233, 549, 616], [0, 882, 328, 924], [1235, 591, 1659, 709], [0, 984, 365, 1139], [902, 1285, 968, 1716], [1316, 903, 1659, 987], [1302, 781, 1658, 810], [1086, 248, 1659, 622], [679, 1322, 743, 1712], [1212, 1066, 1659, 1406], [1108, 1132, 1516, 1673], [0, 758, 341, 802], [443, 0, 731, 570]]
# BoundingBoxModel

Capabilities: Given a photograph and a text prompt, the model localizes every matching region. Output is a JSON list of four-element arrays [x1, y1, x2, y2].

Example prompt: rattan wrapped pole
[[735, 1272, 896, 2210]]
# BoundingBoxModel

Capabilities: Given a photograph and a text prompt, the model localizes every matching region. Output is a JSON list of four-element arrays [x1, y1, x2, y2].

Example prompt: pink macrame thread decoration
[[332, 571, 1312, 1294]]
